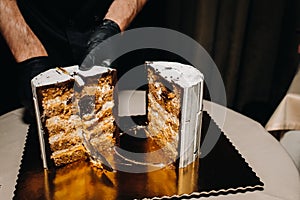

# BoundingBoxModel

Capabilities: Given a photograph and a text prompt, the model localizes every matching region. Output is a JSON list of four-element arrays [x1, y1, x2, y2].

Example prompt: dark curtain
[[160, 0, 300, 125]]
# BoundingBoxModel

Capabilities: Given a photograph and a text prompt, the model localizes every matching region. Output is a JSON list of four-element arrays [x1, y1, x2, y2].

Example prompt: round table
[[202, 100, 300, 200], [0, 100, 299, 200]]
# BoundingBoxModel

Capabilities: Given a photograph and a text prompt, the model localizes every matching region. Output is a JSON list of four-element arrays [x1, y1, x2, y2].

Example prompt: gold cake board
[[13, 112, 263, 200]]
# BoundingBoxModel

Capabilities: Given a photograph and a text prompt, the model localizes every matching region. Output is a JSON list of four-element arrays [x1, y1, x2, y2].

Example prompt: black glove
[[18, 56, 51, 121], [80, 19, 121, 70]]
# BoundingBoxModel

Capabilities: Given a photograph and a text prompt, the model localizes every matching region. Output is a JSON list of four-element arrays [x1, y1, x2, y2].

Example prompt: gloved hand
[[18, 56, 51, 121], [80, 19, 121, 70]]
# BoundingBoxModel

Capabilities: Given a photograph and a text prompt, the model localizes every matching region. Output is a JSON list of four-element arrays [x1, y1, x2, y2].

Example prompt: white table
[[265, 67, 300, 132], [0, 100, 299, 200], [203, 101, 299, 200], [265, 66, 300, 172]]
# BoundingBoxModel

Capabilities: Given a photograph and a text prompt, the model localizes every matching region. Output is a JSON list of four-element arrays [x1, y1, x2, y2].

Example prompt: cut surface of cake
[[32, 65, 117, 168], [32, 61, 203, 172], [146, 61, 204, 168]]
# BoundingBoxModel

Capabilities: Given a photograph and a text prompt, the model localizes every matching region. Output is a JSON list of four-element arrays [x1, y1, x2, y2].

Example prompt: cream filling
[[148, 93, 179, 128], [82, 101, 114, 128], [147, 93, 179, 144], [82, 115, 115, 134], [49, 129, 82, 145], [51, 144, 84, 157], [46, 115, 82, 136], [101, 101, 114, 110], [96, 88, 114, 103], [43, 96, 69, 108], [147, 116, 178, 142], [148, 109, 178, 136], [46, 115, 82, 127], [95, 101, 114, 119], [153, 82, 163, 100], [80, 84, 112, 96]]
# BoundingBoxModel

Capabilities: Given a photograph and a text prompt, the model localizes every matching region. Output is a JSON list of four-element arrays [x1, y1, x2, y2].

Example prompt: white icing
[[154, 82, 160, 88], [51, 144, 83, 156], [31, 65, 115, 88], [99, 84, 112, 94], [77, 66, 115, 77], [94, 101, 114, 120], [82, 117, 98, 126], [43, 96, 67, 107], [49, 129, 82, 144], [97, 115, 114, 125], [153, 82, 162, 100], [147, 61, 204, 88], [31, 65, 78, 87]]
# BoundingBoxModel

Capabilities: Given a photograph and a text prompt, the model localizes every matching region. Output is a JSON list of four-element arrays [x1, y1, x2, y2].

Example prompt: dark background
[[1, 0, 300, 126]]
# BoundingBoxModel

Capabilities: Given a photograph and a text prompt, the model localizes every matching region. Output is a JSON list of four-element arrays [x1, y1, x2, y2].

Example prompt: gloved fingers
[[17, 56, 51, 116], [18, 56, 51, 78], [80, 19, 121, 70], [80, 37, 116, 70]]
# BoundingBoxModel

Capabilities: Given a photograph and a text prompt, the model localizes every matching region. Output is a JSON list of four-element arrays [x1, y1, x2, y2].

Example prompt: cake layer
[[82, 115, 116, 138], [45, 115, 82, 137], [148, 70, 181, 117], [49, 130, 83, 152], [51, 144, 88, 166], [40, 84, 75, 119], [79, 100, 114, 122], [95, 88, 114, 112], [148, 93, 179, 132]]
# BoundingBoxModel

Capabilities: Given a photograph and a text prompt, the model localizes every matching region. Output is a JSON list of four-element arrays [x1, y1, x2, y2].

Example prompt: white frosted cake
[[31, 66, 117, 168], [146, 61, 204, 168], [31, 61, 203, 172]]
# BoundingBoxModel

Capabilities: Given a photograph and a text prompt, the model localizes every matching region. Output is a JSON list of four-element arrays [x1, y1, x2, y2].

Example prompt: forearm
[[0, 0, 47, 62], [104, 0, 147, 31]]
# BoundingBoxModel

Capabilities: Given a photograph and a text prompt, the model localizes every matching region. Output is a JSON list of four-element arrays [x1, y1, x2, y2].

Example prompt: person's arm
[[0, 0, 47, 62], [80, 0, 148, 70], [104, 0, 148, 31]]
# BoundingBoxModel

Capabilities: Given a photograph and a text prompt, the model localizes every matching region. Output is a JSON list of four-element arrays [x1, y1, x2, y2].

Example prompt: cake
[[31, 65, 117, 168], [146, 61, 204, 168], [31, 61, 203, 198], [32, 61, 203, 172]]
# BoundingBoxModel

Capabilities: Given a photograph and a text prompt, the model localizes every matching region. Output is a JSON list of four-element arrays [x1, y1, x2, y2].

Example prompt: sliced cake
[[146, 61, 204, 168], [31, 65, 117, 168]]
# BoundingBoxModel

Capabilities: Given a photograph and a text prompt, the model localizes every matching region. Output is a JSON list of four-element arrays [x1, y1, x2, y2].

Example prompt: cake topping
[[148, 61, 203, 88]]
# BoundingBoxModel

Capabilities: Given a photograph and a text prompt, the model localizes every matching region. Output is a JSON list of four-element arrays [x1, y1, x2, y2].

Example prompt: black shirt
[[17, 0, 114, 65], [18, 0, 113, 31]]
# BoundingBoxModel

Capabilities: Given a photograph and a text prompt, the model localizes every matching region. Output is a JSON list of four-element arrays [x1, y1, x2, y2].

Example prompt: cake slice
[[146, 61, 204, 168], [31, 65, 117, 168]]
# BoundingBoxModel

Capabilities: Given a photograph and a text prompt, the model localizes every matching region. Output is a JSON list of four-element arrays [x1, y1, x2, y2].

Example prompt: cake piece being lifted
[[31, 66, 117, 168], [146, 61, 204, 168]]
